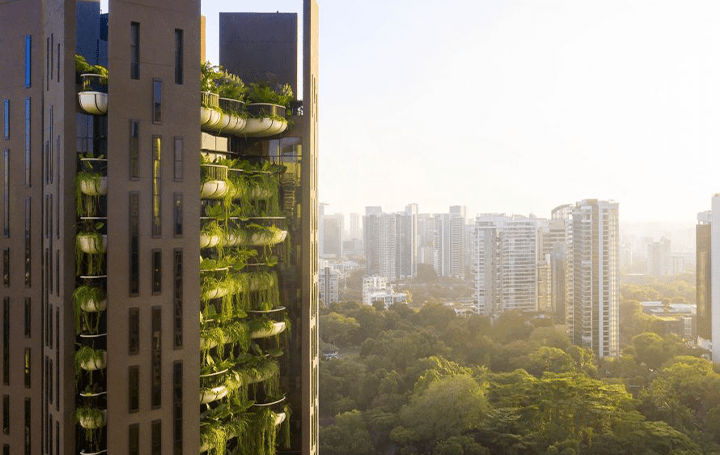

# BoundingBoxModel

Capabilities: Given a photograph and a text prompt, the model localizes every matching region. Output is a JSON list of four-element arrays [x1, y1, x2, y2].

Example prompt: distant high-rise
[[322, 212, 344, 259], [647, 237, 672, 276], [697, 209, 711, 351], [349, 212, 361, 240], [363, 205, 417, 280], [569, 199, 619, 358], [434, 206, 466, 278]]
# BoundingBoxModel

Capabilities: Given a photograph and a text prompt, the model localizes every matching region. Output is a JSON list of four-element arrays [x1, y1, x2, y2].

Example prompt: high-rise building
[[321, 212, 343, 259], [318, 266, 339, 306], [0, 1, 319, 454], [647, 237, 672, 276], [363, 205, 417, 280], [569, 199, 619, 358], [349, 212, 361, 241], [434, 206, 466, 278], [696, 210, 712, 352]]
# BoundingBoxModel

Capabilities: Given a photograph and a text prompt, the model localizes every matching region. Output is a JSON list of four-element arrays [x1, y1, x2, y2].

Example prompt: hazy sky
[[102, 0, 720, 223]]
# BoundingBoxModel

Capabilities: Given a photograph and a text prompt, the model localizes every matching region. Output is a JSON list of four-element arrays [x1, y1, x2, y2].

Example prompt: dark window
[[25, 198, 30, 287], [174, 30, 183, 85], [151, 306, 161, 408], [173, 194, 182, 237], [152, 249, 161, 295], [151, 136, 161, 237], [173, 137, 182, 181], [151, 420, 161, 455], [25, 98, 30, 186], [47, 302, 51, 349], [24, 399, 30, 455], [3, 249, 8, 287], [24, 298, 30, 338], [3, 299, 8, 385], [47, 357, 52, 404], [129, 120, 139, 178], [173, 249, 182, 348], [48, 414, 52, 455], [3, 100, 8, 140], [173, 361, 182, 455], [129, 192, 139, 295], [2, 395, 7, 434], [128, 308, 139, 355], [25, 35, 31, 88], [152, 79, 162, 123], [130, 23, 140, 80], [55, 421, 59, 455], [24, 348, 30, 388], [2, 149, 7, 237], [2, 445, 6, 455], [129, 423, 139, 455], [57, 43, 60, 83], [49, 35, 53, 85], [128, 365, 139, 412]]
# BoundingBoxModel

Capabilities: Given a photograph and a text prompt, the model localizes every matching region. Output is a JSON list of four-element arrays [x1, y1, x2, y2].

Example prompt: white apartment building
[[319, 266, 340, 306], [434, 206, 466, 278]]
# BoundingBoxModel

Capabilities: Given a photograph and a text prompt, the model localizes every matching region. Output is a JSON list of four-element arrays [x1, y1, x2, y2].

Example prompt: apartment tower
[[0, 1, 319, 454]]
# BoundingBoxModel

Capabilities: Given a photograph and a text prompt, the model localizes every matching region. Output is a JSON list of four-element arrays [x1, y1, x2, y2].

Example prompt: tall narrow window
[[173, 249, 183, 348], [129, 121, 139, 178], [2, 395, 7, 434], [24, 348, 30, 388], [152, 249, 161, 295], [173, 137, 182, 181], [151, 307, 161, 408], [3, 100, 8, 140], [173, 194, 182, 237], [3, 298, 8, 385], [129, 424, 139, 455], [25, 198, 30, 287], [152, 79, 162, 123], [129, 192, 139, 295], [2, 150, 8, 237], [2, 249, 7, 287], [151, 420, 161, 455], [151, 136, 161, 237], [25, 35, 31, 88], [130, 23, 140, 80], [173, 362, 183, 455], [57, 43, 60, 83], [24, 298, 30, 338], [128, 365, 139, 412], [24, 399, 30, 455], [47, 358, 52, 404], [174, 30, 184, 85], [24, 98, 30, 186], [128, 308, 139, 355]]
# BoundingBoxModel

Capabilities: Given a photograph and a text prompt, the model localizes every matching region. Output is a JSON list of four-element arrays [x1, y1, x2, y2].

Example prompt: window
[[128, 365, 139, 412], [129, 121, 139, 178], [25, 198, 30, 287], [128, 308, 139, 355], [2, 249, 8, 287], [24, 399, 30, 455], [2, 149, 7, 237], [129, 424, 139, 455], [151, 307, 161, 408], [130, 23, 140, 79], [129, 192, 139, 295], [173, 194, 182, 237], [25, 98, 30, 186], [152, 79, 162, 123], [3, 100, 8, 140], [24, 348, 30, 388], [173, 137, 182, 181], [24, 298, 30, 338], [3, 298, 8, 385], [175, 30, 183, 85], [2, 395, 7, 434], [152, 249, 161, 294], [25, 35, 31, 88], [152, 420, 161, 455], [173, 362, 183, 455], [173, 249, 182, 348], [151, 136, 161, 237], [47, 357, 52, 404]]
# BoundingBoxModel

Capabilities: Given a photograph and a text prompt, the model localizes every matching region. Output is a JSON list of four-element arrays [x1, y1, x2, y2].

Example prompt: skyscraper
[[434, 206, 466, 278], [696, 209, 711, 352], [363, 205, 417, 281], [0, 1, 319, 454], [569, 199, 619, 358]]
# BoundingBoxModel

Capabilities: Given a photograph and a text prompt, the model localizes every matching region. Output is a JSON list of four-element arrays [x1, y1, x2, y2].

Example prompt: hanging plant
[[74, 345, 107, 374], [75, 406, 106, 452], [75, 170, 106, 217], [201, 220, 225, 249], [72, 285, 106, 335], [76, 222, 106, 275]]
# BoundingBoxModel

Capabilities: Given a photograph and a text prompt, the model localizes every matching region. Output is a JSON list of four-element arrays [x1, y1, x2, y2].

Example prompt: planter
[[80, 298, 107, 312], [250, 321, 286, 339], [80, 352, 107, 371], [78, 74, 108, 115], [248, 229, 287, 247], [248, 186, 274, 200], [243, 103, 288, 137], [200, 107, 221, 127], [77, 234, 107, 254], [200, 180, 229, 199], [274, 412, 286, 426], [78, 410, 106, 429], [200, 234, 221, 249], [202, 284, 229, 301], [79, 177, 108, 196], [200, 385, 228, 404]]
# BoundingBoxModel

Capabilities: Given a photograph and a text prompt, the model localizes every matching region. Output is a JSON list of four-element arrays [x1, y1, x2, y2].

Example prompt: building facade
[[696, 210, 711, 351], [0, 1, 319, 454]]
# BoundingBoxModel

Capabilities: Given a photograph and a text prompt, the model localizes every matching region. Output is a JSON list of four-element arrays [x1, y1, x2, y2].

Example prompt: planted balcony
[[249, 318, 287, 340], [76, 222, 107, 276], [78, 74, 108, 115], [73, 285, 107, 335], [200, 220, 224, 249], [75, 346, 107, 372], [219, 97, 247, 134], [201, 91, 222, 128], [201, 163, 230, 199], [226, 224, 287, 247], [75, 406, 106, 454], [75, 169, 107, 217], [244, 103, 287, 137]]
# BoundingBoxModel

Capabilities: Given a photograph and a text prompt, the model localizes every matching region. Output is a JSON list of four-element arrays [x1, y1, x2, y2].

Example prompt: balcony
[[78, 74, 108, 115]]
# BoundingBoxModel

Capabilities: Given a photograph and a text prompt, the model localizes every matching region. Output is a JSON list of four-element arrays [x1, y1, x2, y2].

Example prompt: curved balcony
[[77, 409, 107, 430], [78, 351, 107, 371], [79, 175, 108, 197], [250, 321, 286, 339], [200, 164, 229, 200], [225, 227, 287, 247], [200, 385, 228, 404], [78, 74, 108, 115], [77, 234, 107, 255], [243, 103, 287, 137]]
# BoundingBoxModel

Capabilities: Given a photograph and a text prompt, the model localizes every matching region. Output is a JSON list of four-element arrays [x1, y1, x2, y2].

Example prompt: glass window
[[129, 424, 139, 455], [153, 79, 162, 123], [151, 136, 161, 237], [2, 249, 7, 287], [128, 307, 139, 355], [152, 420, 161, 455], [25, 35, 31, 88], [129, 365, 139, 412], [173, 361, 182, 455], [25, 197, 30, 287], [25, 98, 30, 186], [129, 120, 139, 178], [130, 23, 140, 80], [173, 194, 182, 237], [129, 192, 139, 295], [24, 399, 30, 455], [175, 30, 183, 85], [3, 298, 8, 385], [173, 137, 182, 181], [173, 249, 182, 348], [24, 348, 30, 388], [2, 149, 7, 237], [152, 249, 161, 295], [3, 100, 8, 140], [24, 298, 30, 338], [2, 395, 7, 434], [151, 307, 161, 408]]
